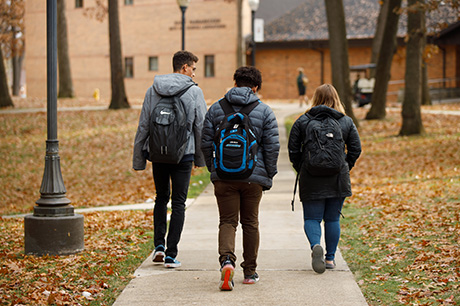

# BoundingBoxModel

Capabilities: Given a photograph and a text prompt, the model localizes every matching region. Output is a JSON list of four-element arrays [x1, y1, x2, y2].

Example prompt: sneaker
[[219, 257, 235, 291], [243, 272, 259, 284], [326, 260, 336, 269], [164, 256, 181, 268], [311, 244, 326, 274], [152, 245, 165, 264]]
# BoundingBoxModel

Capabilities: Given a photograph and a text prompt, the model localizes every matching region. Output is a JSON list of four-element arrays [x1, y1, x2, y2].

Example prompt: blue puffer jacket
[[201, 87, 280, 190]]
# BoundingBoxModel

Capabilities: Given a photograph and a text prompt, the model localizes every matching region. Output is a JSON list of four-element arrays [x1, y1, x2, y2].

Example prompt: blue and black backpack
[[213, 98, 259, 180]]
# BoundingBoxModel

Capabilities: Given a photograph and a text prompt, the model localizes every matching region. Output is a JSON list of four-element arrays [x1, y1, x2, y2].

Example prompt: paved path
[[113, 103, 368, 306]]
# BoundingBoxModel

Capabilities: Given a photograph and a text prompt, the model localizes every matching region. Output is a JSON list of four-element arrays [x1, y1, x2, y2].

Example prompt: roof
[[263, 0, 460, 43]]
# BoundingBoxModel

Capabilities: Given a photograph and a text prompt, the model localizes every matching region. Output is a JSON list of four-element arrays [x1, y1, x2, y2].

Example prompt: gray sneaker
[[152, 245, 165, 264], [311, 244, 326, 274]]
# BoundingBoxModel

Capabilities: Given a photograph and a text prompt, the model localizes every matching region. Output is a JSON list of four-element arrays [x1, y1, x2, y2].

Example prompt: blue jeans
[[302, 197, 345, 261], [152, 161, 193, 258]]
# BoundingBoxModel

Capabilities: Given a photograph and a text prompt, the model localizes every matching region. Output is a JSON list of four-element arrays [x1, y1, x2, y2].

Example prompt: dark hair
[[173, 51, 199, 72], [233, 66, 262, 90]]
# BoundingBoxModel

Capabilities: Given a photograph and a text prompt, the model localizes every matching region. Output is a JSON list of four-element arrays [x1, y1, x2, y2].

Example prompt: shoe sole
[[152, 251, 165, 264], [312, 245, 326, 274], [164, 262, 181, 268], [219, 264, 234, 291]]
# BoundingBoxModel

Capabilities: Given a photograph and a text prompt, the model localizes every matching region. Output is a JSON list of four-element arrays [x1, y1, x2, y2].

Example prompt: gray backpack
[[149, 84, 194, 164]]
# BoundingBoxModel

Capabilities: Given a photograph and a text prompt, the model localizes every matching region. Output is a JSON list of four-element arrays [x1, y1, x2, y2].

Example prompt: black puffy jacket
[[201, 87, 280, 190], [288, 105, 361, 201]]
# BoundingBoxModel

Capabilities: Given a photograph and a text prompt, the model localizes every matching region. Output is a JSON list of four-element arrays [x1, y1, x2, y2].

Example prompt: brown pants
[[214, 180, 263, 276]]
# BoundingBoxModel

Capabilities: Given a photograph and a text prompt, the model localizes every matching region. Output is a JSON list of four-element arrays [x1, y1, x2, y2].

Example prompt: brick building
[[25, 0, 254, 101], [24, 0, 459, 102], [254, 0, 460, 101]]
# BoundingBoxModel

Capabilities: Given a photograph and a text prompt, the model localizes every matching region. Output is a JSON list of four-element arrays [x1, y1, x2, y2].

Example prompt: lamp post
[[248, 0, 259, 66], [177, 0, 191, 50], [24, 0, 84, 256]]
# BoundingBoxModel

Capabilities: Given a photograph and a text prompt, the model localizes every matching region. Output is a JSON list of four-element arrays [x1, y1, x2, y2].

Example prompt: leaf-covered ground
[[341, 107, 460, 305], [1, 99, 459, 305]]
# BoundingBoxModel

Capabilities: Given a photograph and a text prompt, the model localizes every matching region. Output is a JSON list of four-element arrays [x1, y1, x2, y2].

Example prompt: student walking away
[[297, 67, 309, 107], [201, 66, 280, 290], [288, 84, 361, 274], [133, 51, 207, 269]]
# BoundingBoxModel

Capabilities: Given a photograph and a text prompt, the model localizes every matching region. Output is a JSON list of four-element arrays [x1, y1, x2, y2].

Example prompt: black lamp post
[[248, 0, 259, 66], [24, 0, 84, 256], [177, 0, 191, 50]]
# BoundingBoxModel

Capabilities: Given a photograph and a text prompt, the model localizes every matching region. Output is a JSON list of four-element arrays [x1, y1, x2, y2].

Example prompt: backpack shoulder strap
[[177, 83, 196, 98], [219, 97, 235, 115], [239, 101, 259, 115]]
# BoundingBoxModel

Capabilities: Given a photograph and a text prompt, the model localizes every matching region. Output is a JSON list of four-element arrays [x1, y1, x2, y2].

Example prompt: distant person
[[288, 84, 361, 273], [297, 67, 309, 107], [133, 51, 207, 268], [201, 66, 280, 290]]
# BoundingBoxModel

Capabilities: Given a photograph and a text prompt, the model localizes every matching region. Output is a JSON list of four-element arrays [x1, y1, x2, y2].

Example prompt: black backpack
[[291, 112, 346, 211], [213, 98, 259, 180], [149, 84, 194, 164], [302, 112, 345, 176]]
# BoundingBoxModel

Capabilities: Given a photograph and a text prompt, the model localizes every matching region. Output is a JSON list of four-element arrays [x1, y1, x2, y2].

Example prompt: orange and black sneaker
[[219, 256, 235, 291]]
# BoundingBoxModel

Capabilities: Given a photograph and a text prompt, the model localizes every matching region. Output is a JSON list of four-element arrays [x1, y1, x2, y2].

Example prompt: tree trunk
[[0, 47, 14, 108], [366, 0, 402, 120], [236, 0, 244, 67], [57, 0, 74, 98], [421, 15, 431, 106], [108, 0, 130, 109], [11, 26, 22, 96], [324, 0, 358, 127], [400, 0, 425, 136], [369, 0, 389, 78]]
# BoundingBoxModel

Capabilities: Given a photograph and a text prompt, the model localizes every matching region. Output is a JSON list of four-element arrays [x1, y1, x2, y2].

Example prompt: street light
[[24, 0, 84, 256], [248, 0, 259, 66], [177, 0, 191, 50]]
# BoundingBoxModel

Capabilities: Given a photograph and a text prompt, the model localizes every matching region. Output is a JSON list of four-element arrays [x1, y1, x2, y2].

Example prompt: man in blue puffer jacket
[[201, 66, 280, 290]]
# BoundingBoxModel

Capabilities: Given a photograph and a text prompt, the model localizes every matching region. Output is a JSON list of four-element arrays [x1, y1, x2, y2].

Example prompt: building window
[[75, 0, 83, 8], [205, 55, 215, 78], [125, 0, 133, 5], [124, 57, 134, 78], [149, 56, 158, 71]]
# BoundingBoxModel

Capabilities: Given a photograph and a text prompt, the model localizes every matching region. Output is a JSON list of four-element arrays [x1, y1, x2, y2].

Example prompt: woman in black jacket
[[288, 84, 361, 273]]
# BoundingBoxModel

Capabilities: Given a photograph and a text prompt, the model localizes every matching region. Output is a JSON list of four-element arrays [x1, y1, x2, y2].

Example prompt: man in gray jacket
[[133, 51, 207, 268], [201, 66, 280, 290]]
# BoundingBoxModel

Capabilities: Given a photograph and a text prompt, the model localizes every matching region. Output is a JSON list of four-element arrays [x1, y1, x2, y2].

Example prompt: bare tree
[[324, 0, 358, 126], [400, 0, 425, 135], [57, 0, 74, 98], [365, 0, 402, 120], [108, 0, 129, 109], [369, 0, 390, 79], [0, 47, 14, 108]]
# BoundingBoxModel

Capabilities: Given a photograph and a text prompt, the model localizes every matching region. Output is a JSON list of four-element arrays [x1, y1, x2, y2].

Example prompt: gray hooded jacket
[[133, 73, 207, 170], [201, 87, 280, 190]]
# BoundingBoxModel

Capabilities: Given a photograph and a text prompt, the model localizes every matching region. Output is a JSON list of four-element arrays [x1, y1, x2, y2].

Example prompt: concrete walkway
[[113, 103, 368, 306]]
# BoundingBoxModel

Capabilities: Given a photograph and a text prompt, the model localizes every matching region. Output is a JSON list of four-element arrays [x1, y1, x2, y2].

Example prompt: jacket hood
[[308, 105, 345, 120], [224, 87, 260, 106], [153, 73, 196, 96]]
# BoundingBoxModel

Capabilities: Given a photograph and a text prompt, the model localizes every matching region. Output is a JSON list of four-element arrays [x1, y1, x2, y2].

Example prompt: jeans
[[302, 197, 345, 261], [152, 161, 193, 258], [214, 180, 263, 275]]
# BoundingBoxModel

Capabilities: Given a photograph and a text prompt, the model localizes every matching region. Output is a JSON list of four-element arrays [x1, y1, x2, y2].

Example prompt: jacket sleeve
[[261, 106, 280, 179], [132, 88, 153, 170], [192, 87, 207, 167], [288, 118, 303, 172], [200, 104, 217, 171], [345, 120, 362, 171]]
